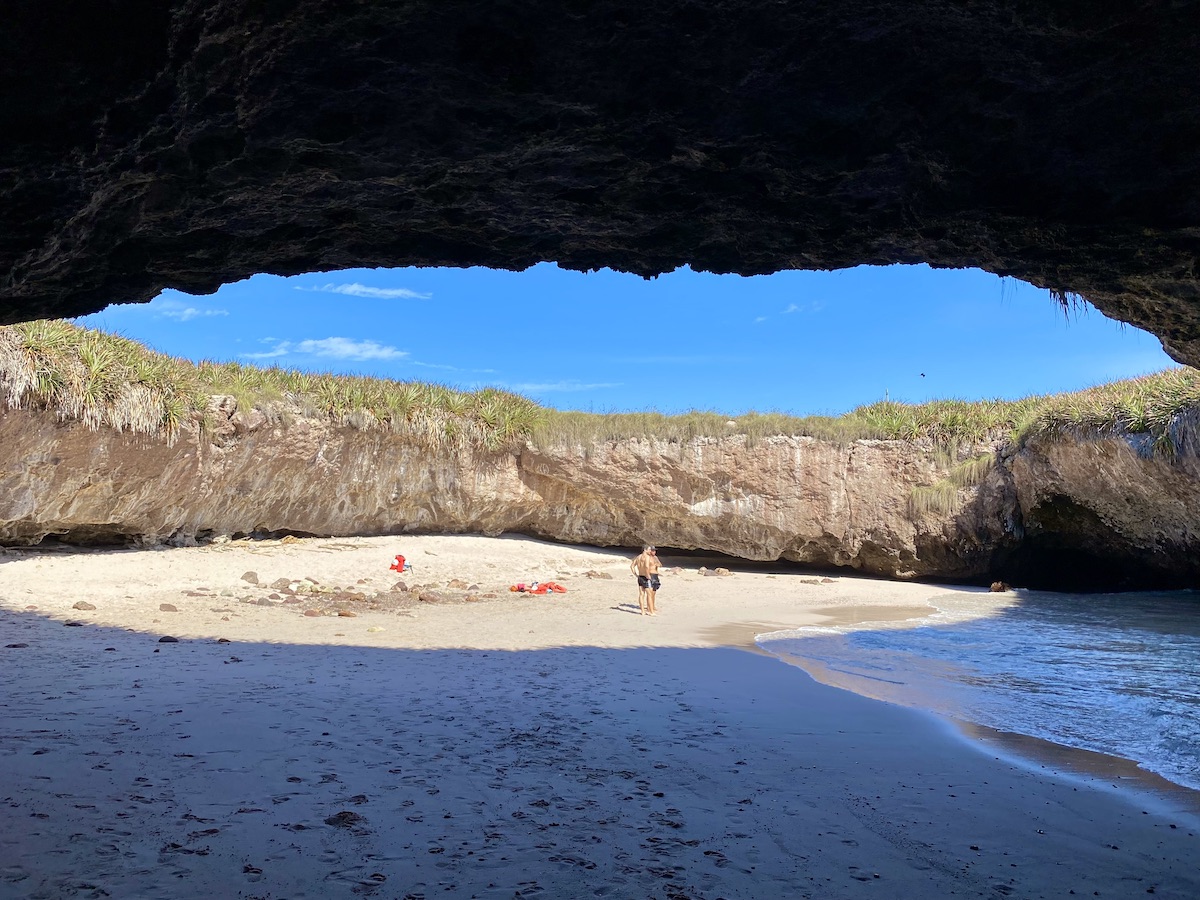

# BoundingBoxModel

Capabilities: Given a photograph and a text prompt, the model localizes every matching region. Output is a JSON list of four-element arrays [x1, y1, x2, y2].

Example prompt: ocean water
[[756, 588, 1200, 792]]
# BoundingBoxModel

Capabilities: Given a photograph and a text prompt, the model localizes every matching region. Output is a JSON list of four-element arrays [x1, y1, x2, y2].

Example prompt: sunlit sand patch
[[806, 603, 936, 629], [3, 534, 1198, 897]]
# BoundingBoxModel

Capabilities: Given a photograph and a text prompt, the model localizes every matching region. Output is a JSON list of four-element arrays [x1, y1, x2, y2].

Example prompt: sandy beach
[[2, 534, 1197, 899]]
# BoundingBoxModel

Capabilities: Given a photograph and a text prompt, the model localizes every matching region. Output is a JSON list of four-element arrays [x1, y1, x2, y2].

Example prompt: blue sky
[[77, 263, 1175, 417]]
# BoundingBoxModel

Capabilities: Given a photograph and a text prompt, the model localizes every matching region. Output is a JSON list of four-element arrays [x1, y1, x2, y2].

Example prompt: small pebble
[[72, 601, 96, 611], [158, 636, 179, 643]]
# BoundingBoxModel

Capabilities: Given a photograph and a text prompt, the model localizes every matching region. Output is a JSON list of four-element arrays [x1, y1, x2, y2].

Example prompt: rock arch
[[3, 2, 1198, 362]]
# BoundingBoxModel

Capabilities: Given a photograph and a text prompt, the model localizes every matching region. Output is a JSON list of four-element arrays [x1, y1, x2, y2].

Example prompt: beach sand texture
[[2, 535, 1197, 899]]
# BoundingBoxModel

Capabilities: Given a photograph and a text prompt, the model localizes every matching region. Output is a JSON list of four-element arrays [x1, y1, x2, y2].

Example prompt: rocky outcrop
[[3, 3, 1200, 365], [1006, 424, 1200, 590], [516, 438, 1016, 581], [3, 400, 1199, 589]]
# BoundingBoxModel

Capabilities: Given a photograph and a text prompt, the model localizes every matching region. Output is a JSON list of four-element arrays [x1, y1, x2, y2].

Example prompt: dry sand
[[1, 534, 1197, 899]]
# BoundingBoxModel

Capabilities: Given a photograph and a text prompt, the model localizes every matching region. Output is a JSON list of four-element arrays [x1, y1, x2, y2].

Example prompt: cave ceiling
[[3, 2, 1200, 363]]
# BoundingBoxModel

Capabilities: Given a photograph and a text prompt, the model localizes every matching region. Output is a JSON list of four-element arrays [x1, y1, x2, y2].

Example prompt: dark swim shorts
[[637, 575, 661, 590]]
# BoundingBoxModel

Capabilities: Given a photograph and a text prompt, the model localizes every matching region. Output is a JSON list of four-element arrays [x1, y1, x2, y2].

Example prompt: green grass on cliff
[[532, 399, 1045, 448], [1019, 367, 1200, 456], [906, 452, 997, 518], [533, 368, 1200, 456], [0, 320, 544, 450], [3, 321, 1199, 456]]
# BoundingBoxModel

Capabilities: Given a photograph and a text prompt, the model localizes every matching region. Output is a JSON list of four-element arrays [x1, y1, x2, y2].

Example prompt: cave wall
[[0, 401, 993, 581], [4, 398, 1200, 590], [3, 2, 1200, 363]]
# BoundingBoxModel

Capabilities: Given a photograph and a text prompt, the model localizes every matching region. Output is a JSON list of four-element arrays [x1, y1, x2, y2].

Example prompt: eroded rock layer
[[3, 2, 1200, 363], [3, 402, 1198, 590]]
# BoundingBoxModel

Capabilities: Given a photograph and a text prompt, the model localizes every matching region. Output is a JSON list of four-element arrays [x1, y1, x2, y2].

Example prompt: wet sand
[[1, 534, 1197, 898]]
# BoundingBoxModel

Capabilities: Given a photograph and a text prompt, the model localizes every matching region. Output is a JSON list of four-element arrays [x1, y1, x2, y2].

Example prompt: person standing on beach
[[630, 545, 662, 616]]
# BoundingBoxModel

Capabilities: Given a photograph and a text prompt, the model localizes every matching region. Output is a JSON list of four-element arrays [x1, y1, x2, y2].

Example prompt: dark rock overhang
[[3, 2, 1199, 362]]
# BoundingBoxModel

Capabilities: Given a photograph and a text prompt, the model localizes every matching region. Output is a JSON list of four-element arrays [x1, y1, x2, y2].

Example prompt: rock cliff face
[[4, 402, 1198, 590], [1007, 421, 1200, 590], [3, 2, 1200, 366]]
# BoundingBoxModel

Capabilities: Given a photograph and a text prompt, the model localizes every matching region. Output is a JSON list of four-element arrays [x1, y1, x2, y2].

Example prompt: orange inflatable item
[[508, 581, 568, 594]]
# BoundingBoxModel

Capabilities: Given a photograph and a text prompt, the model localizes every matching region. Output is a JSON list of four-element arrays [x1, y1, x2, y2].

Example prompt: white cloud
[[754, 316, 768, 324], [241, 337, 408, 362], [780, 300, 825, 315], [241, 342, 293, 360], [152, 298, 229, 322], [296, 283, 432, 300], [410, 360, 497, 374], [296, 337, 408, 360]]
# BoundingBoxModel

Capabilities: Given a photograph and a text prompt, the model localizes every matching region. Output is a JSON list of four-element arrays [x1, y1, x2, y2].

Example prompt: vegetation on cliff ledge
[[0, 320, 543, 450], [2, 321, 1199, 457], [534, 370, 1200, 458]]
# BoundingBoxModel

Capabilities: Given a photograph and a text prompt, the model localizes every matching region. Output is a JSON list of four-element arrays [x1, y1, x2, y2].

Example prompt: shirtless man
[[630, 545, 662, 616]]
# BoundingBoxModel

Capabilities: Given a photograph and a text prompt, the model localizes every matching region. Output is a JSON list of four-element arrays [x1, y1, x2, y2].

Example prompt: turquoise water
[[757, 588, 1200, 791]]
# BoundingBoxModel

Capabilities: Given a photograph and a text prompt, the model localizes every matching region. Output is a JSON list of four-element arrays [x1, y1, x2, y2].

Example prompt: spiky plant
[[5, 321, 1199, 461]]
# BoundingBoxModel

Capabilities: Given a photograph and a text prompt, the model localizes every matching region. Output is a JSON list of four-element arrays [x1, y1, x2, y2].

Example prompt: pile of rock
[[235, 570, 496, 615]]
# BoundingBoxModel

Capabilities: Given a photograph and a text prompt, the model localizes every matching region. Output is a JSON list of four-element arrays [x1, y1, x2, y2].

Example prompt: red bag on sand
[[389, 554, 406, 572]]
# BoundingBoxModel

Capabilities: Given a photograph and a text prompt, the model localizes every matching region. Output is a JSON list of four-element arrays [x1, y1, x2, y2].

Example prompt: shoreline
[[762, 637, 1200, 817], [754, 596, 1200, 815], [954, 719, 1200, 817], [3, 534, 1199, 897]]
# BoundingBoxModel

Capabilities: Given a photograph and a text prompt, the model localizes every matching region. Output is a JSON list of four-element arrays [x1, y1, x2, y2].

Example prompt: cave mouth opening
[[76, 262, 1172, 419], [998, 543, 1198, 594]]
